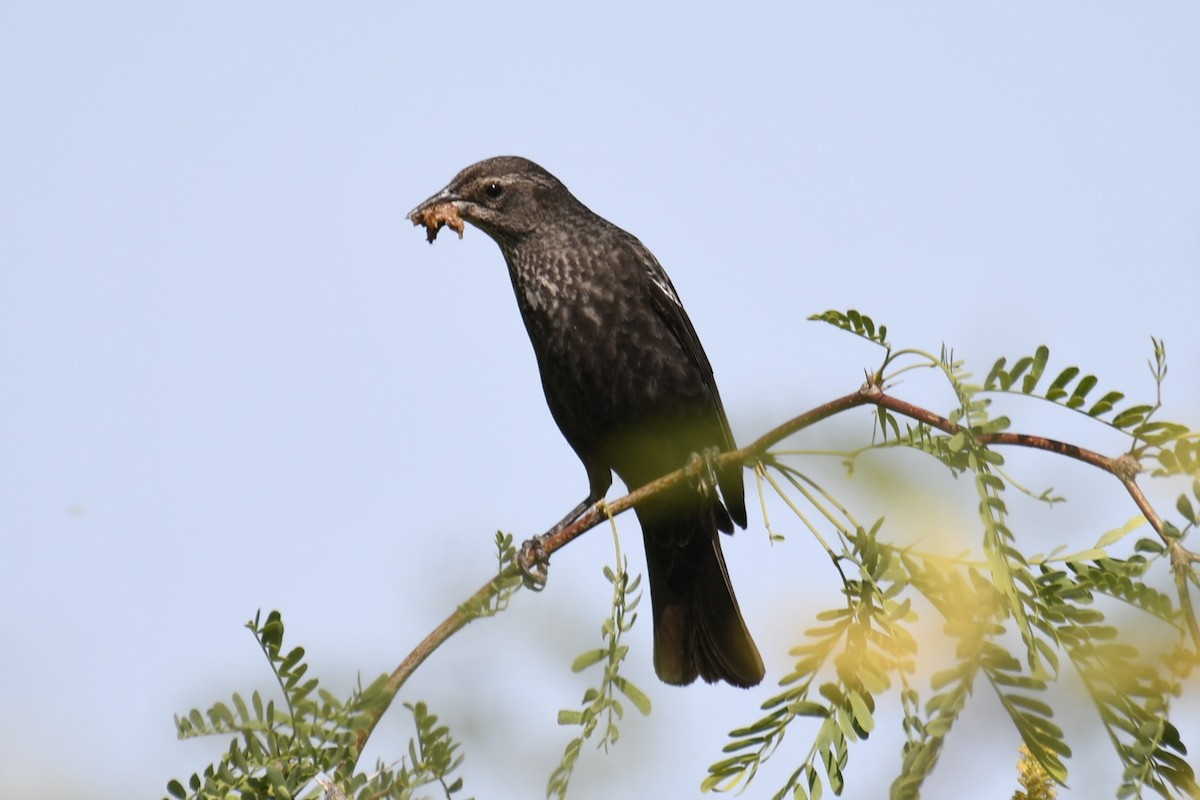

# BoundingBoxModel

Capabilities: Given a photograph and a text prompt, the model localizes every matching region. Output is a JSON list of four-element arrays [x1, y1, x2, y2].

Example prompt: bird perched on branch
[[409, 156, 763, 687]]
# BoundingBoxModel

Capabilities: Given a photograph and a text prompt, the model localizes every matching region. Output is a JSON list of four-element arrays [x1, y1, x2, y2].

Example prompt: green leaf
[[1005, 694, 1055, 717], [984, 356, 1009, 390], [570, 649, 607, 672], [847, 692, 875, 734], [1095, 516, 1146, 548], [613, 676, 652, 715], [1045, 366, 1080, 401], [809, 769, 824, 800], [1060, 548, 1107, 564], [1112, 405, 1154, 429], [1134, 537, 1165, 555], [789, 700, 831, 718], [1087, 390, 1125, 417], [1021, 346, 1050, 394], [1007, 355, 1034, 390], [1176, 493, 1197, 524], [557, 709, 584, 726], [1066, 374, 1098, 408]]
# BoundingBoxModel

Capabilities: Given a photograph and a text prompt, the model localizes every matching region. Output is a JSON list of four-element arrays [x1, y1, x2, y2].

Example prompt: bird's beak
[[407, 186, 462, 223], [408, 185, 467, 243]]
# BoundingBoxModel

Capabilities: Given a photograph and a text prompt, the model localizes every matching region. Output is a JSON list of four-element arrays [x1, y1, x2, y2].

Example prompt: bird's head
[[408, 156, 579, 246]]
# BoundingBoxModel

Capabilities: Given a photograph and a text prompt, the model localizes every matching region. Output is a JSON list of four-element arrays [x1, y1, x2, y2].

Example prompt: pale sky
[[2, 3, 1198, 798]]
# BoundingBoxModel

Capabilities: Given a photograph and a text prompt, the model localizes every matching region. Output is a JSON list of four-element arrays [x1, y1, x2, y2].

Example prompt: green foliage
[[166, 611, 470, 800], [707, 520, 915, 799], [458, 531, 523, 619], [548, 557, 651, 799], [707, 312, 1199, 799], [809, 308, 890, 349], [168, 310, 1199, 800], [982, 340, 1191, 452], [892, 549, 1068, 798], [1038, 556, 1192, 798]]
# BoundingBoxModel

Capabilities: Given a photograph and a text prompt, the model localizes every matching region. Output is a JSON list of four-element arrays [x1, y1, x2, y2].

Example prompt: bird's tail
[[640, 501, 764, 688]]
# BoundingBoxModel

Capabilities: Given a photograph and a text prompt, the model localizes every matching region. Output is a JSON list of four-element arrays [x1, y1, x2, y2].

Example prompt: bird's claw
[[686, 446, 722, 499], [518, 534, 550, 591]]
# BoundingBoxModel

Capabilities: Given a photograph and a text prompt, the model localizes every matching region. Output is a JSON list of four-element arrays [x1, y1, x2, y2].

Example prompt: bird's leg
[[518, 490, 605, 591], [546, 495, 597, 537]]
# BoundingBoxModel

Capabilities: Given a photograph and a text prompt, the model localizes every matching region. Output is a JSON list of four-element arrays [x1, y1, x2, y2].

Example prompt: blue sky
[[1, 3, 1198, 798]]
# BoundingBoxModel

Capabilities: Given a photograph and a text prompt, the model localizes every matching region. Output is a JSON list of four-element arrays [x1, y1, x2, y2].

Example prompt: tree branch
[[352, 381, 1196, 762]]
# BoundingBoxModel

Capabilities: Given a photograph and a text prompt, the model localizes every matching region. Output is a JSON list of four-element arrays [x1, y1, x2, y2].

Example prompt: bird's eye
[[484, 182, 503, 199]]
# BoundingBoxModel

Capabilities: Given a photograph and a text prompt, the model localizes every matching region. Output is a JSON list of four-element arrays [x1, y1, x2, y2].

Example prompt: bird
[[408, 156, 764, 688]]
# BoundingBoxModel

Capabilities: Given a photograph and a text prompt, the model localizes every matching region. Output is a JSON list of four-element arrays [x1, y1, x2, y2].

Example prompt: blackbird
[[409, 157, 763, 687]]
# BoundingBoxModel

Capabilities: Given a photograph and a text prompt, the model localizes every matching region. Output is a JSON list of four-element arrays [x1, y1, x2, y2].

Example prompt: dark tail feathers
[[642, 509, 763, 688]]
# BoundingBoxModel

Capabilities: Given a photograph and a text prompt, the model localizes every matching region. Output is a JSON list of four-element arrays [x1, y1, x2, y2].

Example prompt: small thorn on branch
[[860, 376, 884, 398]]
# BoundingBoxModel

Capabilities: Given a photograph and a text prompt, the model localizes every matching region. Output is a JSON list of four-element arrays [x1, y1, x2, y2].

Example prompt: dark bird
[[409, 157, 763, 687]]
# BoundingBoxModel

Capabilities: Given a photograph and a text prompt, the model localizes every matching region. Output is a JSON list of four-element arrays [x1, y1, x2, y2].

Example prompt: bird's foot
[[686, 446, 723, 499], [518, 534, 550, 591]]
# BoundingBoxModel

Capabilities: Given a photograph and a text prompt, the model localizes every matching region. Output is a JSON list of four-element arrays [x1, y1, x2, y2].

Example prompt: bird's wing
[[633, 247, 728, 428], [631, 241, 748, 529]]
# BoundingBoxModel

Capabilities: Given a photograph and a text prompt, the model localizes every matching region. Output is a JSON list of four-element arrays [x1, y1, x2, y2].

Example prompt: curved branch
[[353, 382, 1196, 761], [351, 389, 872, 757]]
